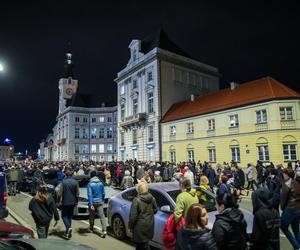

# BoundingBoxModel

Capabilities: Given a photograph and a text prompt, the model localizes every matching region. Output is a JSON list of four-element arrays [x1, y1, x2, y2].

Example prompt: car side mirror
[[160, 205, 171, 213]]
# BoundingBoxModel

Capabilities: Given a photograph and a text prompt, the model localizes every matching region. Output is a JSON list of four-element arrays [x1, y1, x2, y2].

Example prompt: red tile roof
[[161, 77, 300, 123]]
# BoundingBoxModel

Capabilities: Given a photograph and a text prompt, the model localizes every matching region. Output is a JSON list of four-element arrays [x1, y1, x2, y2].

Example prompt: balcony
[[57, 138, 66, 145], [120, 113, 146, 129], [281, 120, 296, 129], [255, 122, 269, 131]]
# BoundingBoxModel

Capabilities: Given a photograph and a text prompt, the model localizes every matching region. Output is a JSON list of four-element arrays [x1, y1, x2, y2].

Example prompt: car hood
[[79, 186, 120, 200], [9, 239, 96, 250], [207, 208, 253, 234]]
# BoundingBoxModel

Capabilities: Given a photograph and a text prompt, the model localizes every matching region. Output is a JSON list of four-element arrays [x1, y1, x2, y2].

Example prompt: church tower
[[58, 51, 78, 114]]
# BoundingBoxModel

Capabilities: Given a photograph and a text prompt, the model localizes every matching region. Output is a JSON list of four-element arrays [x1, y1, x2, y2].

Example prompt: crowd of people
[[1, 158, 300, 250]]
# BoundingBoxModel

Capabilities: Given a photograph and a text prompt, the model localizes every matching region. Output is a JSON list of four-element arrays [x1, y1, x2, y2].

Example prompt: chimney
[[230, 82, 238, 90], [190, 94, 195, 102]]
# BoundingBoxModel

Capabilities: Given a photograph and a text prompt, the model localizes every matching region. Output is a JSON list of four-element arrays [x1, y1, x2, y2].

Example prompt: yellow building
[[161, 77, 300, 167]]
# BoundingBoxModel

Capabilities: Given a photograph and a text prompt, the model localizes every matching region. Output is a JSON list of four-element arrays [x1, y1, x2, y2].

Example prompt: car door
[[148, 189, 172, 246]]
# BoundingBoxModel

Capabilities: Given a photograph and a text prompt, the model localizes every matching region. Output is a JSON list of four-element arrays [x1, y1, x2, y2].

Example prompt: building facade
[[40, 52, 117, 161], [161, 77, 300, 167], [116, 29, 220, 161], [0, 144, 14, 161]]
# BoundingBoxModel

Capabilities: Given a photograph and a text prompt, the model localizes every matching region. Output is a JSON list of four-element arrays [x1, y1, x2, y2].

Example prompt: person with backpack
[[250, 187, 280, 250], [29, 184, 59, 238], [128, 181, 157, 250], [212, 193, 248, 250], [175, 204, 217, 250]]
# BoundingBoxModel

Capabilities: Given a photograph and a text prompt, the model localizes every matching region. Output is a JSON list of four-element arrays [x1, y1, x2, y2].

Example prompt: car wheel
[[112, 215, 126, 239]]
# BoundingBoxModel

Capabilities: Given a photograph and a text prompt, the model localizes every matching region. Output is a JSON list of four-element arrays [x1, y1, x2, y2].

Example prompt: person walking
[[57, 168, 79, 239], [212, 193, 248, 250], [175, 204, 217, 250], [128, 181, 157, 250], [8, 166, 18, 195], [87, 170, 107, 237], [29, 184, 60, 238], [266, 168, 281, 211], [120, 170, 134, 190], [250, 187, 280, 250], [174, 177, 198, 224], [246, 163, 258, 191], [280, 169, 300, 250]]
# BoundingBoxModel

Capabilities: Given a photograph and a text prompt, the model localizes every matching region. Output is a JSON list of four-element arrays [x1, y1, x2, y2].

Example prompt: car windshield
[[76, 177, 90, 188], [167, 187, 216, 212]]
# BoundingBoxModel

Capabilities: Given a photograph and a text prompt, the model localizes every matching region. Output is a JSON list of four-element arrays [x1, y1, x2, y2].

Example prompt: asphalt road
[[7, 190, 294, 250]]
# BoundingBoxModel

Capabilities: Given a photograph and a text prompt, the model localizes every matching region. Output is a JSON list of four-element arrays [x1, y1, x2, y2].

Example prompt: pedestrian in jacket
[[250, 188, 280, 250], [174, 177, 199, 223], [176, 203, 217, 250], [120, 170, 134, 190], [266, 168, 281, 211], [29, 184, 59, 238], [212, 193, 248, 250], [128, 181, 157, 250], [280, 169, 300, 250], [57, 168, 79, 239], [87, 170, 107, 237]]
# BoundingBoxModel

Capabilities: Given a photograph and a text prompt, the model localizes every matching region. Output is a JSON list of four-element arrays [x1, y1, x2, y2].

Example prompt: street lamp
[[0, 63, 4, 72]]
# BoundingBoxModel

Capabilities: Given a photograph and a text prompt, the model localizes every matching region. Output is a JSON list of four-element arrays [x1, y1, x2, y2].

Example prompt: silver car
[[107, 182, 253, 250]]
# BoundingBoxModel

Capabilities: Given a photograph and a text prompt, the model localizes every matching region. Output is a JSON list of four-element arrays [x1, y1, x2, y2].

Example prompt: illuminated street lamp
[[0, 63, 4, 72]]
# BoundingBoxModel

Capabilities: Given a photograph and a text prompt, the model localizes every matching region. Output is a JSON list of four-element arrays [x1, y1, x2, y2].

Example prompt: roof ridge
[[267, 77, 276, 98]]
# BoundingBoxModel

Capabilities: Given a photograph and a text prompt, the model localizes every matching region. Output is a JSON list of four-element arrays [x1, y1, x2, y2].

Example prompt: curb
[[7, 206, 38, 238]]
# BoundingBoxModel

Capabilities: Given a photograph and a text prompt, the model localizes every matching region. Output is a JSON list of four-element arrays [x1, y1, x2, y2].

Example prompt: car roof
[[148, 182, 180, 192], [0, 221, 33, 235]]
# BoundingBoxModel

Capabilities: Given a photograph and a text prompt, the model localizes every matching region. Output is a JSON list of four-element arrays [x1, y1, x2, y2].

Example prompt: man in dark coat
[[128, 181, 157, 250], [250, 188, 280, 250], [266, 168, 281, 211]]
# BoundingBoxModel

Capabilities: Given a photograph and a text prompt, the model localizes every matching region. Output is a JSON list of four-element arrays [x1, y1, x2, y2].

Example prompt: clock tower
[[58, 51, 78, 114]]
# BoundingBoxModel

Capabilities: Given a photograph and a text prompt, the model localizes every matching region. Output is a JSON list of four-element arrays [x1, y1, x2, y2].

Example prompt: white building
[[40, 52, 117, 161], [116, 29, 220, 161]]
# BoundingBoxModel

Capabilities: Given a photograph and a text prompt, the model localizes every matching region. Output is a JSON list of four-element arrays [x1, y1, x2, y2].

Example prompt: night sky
[[0, 1, 299, 153]]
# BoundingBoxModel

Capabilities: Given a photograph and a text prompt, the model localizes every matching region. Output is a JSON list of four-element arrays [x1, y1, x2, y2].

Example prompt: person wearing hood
[[175, 203, 217, 250], [174, 177, 199, 223], [128, 181, 157, 250], [212, 193, 248, 250], [87, 170, 107, 237], [250, 188, 280, 250]]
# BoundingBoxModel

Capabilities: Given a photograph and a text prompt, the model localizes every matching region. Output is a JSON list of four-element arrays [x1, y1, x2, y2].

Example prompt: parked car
[[56, 175, 120, 217], [0, 220, 34, 240], [0, 171, 8, 219], [1, 239, 96, 250], [30, 169, 58, 196], [107, 182, 254, 250]]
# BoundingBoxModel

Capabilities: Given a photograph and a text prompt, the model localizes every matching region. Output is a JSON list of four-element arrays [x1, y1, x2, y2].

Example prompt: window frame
[[208, 119, 215, 130], [283, 144, 297, 161], [257, 145, 270, 162], [229, 114, 239, 127], [256, 109, 267, 124], [280, 107, 293, 121]]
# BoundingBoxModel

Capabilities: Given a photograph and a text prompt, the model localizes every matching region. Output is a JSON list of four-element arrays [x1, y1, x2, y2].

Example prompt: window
[[107, 116, 112, 123], [91, 144, 97, 153], [258, 145, 269, 161], [208, 149, 216, 162], [99, 116, 105, 123], [75, 117, 80, 122], [99, 128, 105, 138], [229, 114, 239, 127], [187, 150, 194, 162], [82, 128, 88, 139], [91, 117, 96, 123], [75, 144, 79, 154], [170, 126, 176, 136], [132, 149, 138, 159], [132, 79, 137, 89], [147, 71, 153, 81], [122, 189, 138, 201], [74, 128, 80, 139], [83, 117, 88, 123], [149, 190, 170, 208], [99, 144, 105, 153], [231, 147, 240, 162], [170, 151, 176, 163], [107, 144, 113, 153], [91, 128, 97, 139], [83, 144, 89, 154], [121, 132, 125, 146], [280, 107, 293, 120], [256, 109, 267, 123], [120, 150, 125, 161], [148, 126, 154, 142], [120, 84, 125, 95], [283, 144, 297, 161], [133, 99, 138, 115], [121, 104, 125, 119], [148, 148, 154, 161], [148, 92, 154, 113], [208, 119, 215, 130], [132, 129, 137, 144], [107, 127, 113, 138], [187, 122, 194, 134]]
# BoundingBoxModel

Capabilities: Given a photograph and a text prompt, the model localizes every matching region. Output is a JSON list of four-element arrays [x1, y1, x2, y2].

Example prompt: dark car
[[0, 171, 8, 219], [0, 220, 34, 240], [30, 169, 58, 196]]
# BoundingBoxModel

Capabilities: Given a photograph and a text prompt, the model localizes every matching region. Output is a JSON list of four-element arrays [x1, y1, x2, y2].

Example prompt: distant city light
[[0, 63, 4, 72], [4, 138, 11, 143]]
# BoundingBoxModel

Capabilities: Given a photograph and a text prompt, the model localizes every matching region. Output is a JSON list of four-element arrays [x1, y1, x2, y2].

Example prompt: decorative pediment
[[119, 97, 126, 105], [145, 84, 155, 93], [130, 91, 139, 99]]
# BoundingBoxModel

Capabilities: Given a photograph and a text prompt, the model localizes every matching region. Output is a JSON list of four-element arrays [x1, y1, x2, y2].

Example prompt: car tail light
[[3, 192, 7, 206]]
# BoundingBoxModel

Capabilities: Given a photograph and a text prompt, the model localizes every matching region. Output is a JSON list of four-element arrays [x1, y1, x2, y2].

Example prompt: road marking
[[21, 191, 34, 198]]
